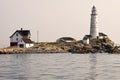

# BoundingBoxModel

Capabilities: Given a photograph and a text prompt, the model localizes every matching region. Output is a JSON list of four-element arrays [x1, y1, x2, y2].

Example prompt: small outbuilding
[[83, 35, 91, 44], [56, 37, 76, 42], [18, 38, 34, 48], [99, 33, 107, 39], [83, 33, 108, 44]]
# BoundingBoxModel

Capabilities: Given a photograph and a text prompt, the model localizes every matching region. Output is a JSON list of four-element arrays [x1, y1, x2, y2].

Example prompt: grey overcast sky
[[0, 0, 120, 47]]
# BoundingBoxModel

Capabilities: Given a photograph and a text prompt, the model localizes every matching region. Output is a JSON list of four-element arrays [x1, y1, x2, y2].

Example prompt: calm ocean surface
[[0, 53, 120, 80]]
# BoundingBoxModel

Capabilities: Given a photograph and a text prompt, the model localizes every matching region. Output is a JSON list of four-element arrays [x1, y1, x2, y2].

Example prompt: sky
[[0, 0, 120, 47]]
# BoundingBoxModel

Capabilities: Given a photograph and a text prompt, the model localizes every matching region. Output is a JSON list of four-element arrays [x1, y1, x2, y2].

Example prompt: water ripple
[[0, 54, 120, 80]]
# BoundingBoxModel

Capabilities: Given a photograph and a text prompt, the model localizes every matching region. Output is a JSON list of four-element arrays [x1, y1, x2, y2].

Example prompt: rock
[[0, 37, 119, 54]]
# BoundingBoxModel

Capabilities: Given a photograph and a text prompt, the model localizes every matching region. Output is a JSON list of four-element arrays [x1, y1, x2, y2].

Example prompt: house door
[[19, 44, 24, 48]]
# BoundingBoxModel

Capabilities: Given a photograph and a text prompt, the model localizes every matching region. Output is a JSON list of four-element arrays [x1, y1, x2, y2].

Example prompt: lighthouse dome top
[[92, 6, 96, 10], [91, 6, 97, 15]]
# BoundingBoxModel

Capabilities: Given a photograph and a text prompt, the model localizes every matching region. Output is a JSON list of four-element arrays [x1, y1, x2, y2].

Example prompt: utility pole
[[37, 31, 39, 43]]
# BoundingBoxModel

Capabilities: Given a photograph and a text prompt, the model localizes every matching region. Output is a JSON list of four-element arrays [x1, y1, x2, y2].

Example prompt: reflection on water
[[1, 54, 30, 80], [0, 53, 120, 80], [89, 54, 97, 80]]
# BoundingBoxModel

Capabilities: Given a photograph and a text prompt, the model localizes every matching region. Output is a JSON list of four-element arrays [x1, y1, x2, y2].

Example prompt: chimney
[[21, 28, 23, 31]]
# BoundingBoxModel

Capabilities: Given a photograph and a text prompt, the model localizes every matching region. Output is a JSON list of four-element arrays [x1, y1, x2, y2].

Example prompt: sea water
[[0, 53, 120, 80]]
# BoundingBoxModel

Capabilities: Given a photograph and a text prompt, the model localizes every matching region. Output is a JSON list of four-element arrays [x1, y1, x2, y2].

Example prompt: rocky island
[[0, 36, 120, 54], [0, 6, 120, 54]]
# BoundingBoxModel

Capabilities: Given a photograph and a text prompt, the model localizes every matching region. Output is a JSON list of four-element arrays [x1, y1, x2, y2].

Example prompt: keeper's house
[[10, 28, 34, 48]]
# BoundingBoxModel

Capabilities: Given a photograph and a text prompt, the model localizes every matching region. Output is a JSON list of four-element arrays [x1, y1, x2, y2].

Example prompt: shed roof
[[22, 38, 34, 43], [99, 33, 107, 36], [83, 35, 91, 40]]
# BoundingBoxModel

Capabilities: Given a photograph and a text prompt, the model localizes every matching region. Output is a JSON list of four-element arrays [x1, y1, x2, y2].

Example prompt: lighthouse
[[90, 6, 99, 38]]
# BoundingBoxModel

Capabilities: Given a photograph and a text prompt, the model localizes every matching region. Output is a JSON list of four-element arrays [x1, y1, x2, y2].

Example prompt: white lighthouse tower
[[90, 6, 99, 38]]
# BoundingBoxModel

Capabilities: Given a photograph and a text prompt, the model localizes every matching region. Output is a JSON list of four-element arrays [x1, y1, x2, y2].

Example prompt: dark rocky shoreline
[[0, 37, 120, 54]]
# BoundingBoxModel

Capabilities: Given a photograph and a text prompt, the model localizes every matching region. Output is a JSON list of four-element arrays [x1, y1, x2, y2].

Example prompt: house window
[[16, 33, 18, 36], [16, 38, 18, 41]]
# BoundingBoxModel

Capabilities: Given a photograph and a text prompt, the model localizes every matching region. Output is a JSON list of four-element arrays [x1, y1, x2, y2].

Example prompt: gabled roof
[[10, 29, 30, 38], [22, 38, 34, 43]]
